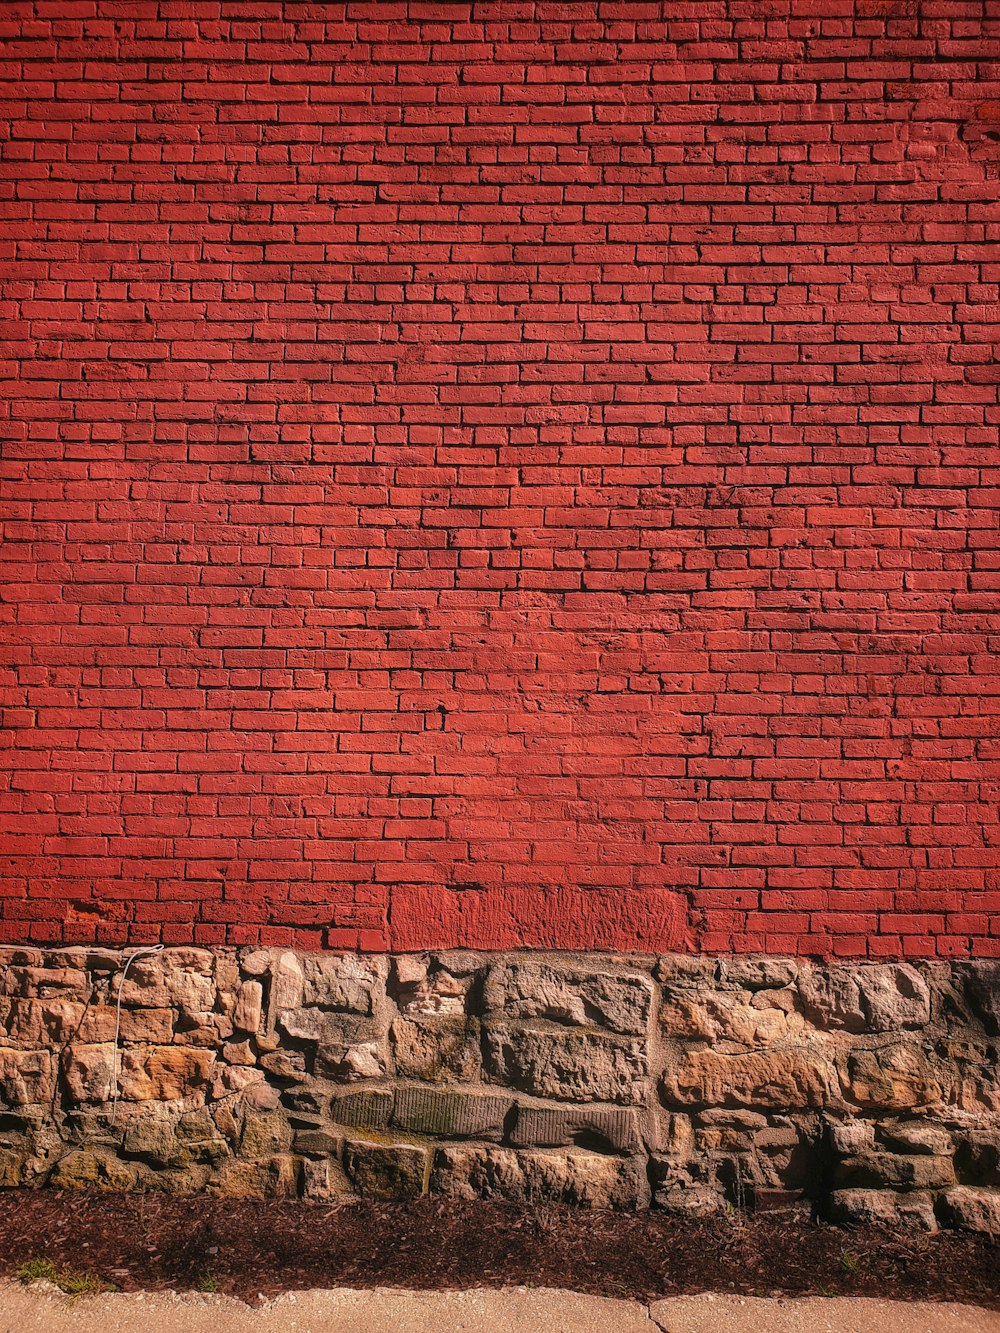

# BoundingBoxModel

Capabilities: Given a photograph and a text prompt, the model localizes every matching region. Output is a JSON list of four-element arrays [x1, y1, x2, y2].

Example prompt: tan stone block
[[485, 1024, 647, 1105], [485, 961, 652, 1036], [120, 1046, 216, 1102], [661, 1047, 837, 1109], [431, 1145, 647, 1209], [391, 1016, 482, 1083], [939, 1185, 1000, 1235], [661, 992, 801, 1047], [846, 1045, 943, 1110], [0, 1048, 52, 1107], [233, 980, 263, 1033], [117, 950, 216, 1013]]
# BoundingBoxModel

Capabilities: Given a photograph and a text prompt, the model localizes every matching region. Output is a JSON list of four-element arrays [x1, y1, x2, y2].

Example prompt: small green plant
[[16, 1259, 57, 1284], [59, 1272, 114, 1298], [840, 1248, 860, 1274], [196, 1272, 220, 1293], [15, 1259, 114, 1297]]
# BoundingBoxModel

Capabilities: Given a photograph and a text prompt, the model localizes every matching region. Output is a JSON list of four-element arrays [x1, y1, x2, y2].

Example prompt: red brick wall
[[2, 1, 999, 956]]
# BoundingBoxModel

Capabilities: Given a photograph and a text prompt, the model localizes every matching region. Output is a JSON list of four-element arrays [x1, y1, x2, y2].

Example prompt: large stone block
[[833, 1152, 955, 1191], [661, 1048, 837, 1110], [798, 964, 930, 1034], [302, 954, 387, 1015], [827, 1189, 938, 1231], [509, 1104, 641, 1153], [430, 1145, 647, 1209], [845, 1044, 943, 1110], [344, 1140, 427, 1201], [329, 1090, 393, 1133], [485, 1024, 647, 1105], [484, 961, 652, 1036], [391, 1015, 482, 1083], [937, 1185, 1000, 1235], [391, 1087, 512, 1140], [660, 992, 801, 1047], [0, 1049, 52, 1108], [118, 950, 216, 1014]]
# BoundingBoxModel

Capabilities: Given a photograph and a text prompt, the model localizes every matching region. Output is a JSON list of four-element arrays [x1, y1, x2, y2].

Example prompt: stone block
[[329, 1090, 393, 1132], [302, 954, 386, 1015], [953, 1129, 1000, 1186], [0, 1048, 52, 1108], [118, 951, 216, 1015], [798, 964, 930, 1034], [391, 1087, 511, 1140], [510, 1105, 641, 1153], [485, 1024, 647, 1105], [937, 1185, 1000, 1235], [301, 1155, 351, 1202], [833, 1152, 955, 1191], [661, 1048, 837, 1110], [846, 1045, 943, 1110], [829, 1120, 875, 1156], [484, 961, 652, 1036], [655, 956, 717, 990], [827, 1189, 938, 1231], [660, 992, 800, 1046], [207, 1154, 298, 1198], [430, 1145, 646, 1209], [259, 1048, 307, 1080], [858, 966, 931, 1032], [394, 956, 428, 987], [717, 958, 798, 992], [397, 966, 469, 1017], [120, 1047, 216, 1102], [48, 1147, 139, 1191], [962, 963, 1000, 1035], [344, 1140, 427, 1201], [294, 1128, 342, 1155], [317, 1039, 387, 1081], [876, 1120, 952, 1157], [232, 981, 263, 1033], [265, 951, 304, 1035], [391, 1016, 482, 1083], [240, 950, 272, 977]]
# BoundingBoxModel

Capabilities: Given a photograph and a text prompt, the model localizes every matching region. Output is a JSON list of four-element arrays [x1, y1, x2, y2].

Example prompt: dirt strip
[[0, 1192, 997, 1311]]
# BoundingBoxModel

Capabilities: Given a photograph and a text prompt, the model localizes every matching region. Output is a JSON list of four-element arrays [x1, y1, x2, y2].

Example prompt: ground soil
[[0, 1192, 995, 1309]]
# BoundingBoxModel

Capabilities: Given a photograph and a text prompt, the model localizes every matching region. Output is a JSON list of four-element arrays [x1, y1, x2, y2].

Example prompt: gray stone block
[[391, 1087, 512, 1140], [510, 1104, 641, 1153]]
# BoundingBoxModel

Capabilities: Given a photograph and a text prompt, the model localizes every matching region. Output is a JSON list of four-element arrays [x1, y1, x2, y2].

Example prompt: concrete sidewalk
[[0, 1283, 998, 1333]]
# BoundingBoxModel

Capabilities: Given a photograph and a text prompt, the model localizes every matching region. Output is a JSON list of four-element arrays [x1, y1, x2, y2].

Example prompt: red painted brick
[[1, 1, 999, 958]]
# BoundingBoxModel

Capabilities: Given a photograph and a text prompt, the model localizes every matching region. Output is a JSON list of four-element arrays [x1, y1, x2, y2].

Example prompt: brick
[[0, 2, 997, 958]]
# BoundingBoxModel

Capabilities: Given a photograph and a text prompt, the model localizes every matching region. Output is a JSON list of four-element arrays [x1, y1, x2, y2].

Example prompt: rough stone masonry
[[2, 944, 1000, 1231]]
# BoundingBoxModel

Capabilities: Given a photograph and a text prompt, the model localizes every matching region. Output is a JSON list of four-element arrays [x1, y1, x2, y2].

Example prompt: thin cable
[[109, 944, 165, 1124]]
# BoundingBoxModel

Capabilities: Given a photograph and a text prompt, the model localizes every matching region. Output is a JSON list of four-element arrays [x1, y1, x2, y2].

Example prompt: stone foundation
[[2, 946, 1000, 1232]]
